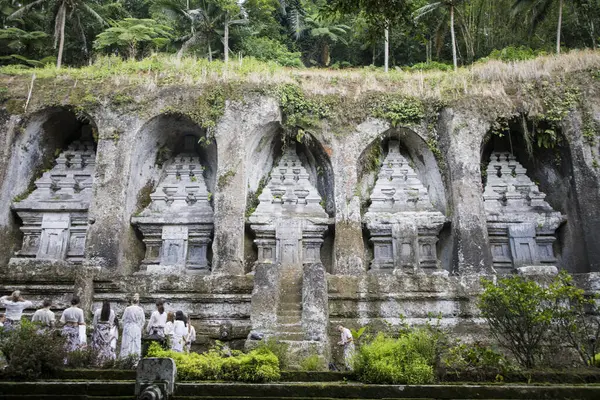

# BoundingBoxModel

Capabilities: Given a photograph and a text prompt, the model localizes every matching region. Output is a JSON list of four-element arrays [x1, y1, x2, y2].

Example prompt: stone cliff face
[[1, 68, 600, 365]]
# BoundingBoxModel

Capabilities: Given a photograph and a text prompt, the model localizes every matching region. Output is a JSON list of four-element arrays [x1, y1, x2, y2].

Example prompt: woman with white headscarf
[[119, 293, 145, 360]]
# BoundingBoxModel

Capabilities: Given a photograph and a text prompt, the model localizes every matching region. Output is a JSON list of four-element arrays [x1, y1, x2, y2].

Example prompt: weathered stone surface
[[135, 357, 176, 399], [364, 140, 446, 274], [483, 152, 564, 273]]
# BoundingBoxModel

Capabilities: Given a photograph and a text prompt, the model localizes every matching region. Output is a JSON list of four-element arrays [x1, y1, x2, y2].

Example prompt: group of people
[[0, 291, 196, 366]]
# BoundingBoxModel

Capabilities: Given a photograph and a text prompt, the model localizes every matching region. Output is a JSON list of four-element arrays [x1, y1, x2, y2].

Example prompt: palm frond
[[81, 3, 107, 26], [413, 2, 443, 21], [8, 0, 47, 20]]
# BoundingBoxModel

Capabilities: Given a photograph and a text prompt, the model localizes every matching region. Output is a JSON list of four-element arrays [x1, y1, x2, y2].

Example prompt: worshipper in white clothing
[[60, 296, 86, 355], [0, 291, 33, 330], [120, 293, 145, 360], [146, 299, 167, 339], [31, 299, 56, 332], [337, 324, 355, 371], [170, 311, 188, 353], [185, 315, 196, 353], [110, 314, 119, 353], [92, 300, 117, 365]]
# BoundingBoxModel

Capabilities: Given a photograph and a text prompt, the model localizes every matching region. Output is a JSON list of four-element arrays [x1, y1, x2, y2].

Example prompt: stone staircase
[[276, 266, 304, 342]]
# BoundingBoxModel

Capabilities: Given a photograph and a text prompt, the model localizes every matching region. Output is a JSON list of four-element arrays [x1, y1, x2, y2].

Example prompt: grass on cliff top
[[1, 50, 600, 101]]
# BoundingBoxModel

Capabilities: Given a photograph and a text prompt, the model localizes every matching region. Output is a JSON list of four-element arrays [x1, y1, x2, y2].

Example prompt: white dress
[[170, 320, 188, 353], [119, 305, 145, 359]]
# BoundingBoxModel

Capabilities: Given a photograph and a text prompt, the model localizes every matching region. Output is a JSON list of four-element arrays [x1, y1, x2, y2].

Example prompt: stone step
[[278, 315, 302, 324], [277, 332, 306, 341]]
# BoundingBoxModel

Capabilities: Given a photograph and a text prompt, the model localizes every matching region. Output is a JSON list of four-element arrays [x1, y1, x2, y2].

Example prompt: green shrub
[[256, 338, 289, 370], [240, 37, 303, 68], [409, 61, 452, 72], [146, 342, 280, 382], [479, 272, 600, 368], [300, 354, 322, 371], [354, 331, 436, 384], [442, 342, 515, 378], [483, 46, 545, 62], [0, 320, 66, 380]]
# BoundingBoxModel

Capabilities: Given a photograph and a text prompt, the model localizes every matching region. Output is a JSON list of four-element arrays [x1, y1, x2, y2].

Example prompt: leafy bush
[[147, 342, 280, 382], [300, 354, 322, 371], [409, 61, 452, 72], [479, 271, 600, 368], [354, 330, 436, 384], [256, 337, 289, 370], [442, 342, 515, 379], [240, 37, 303, 68], [0, 320, 66, 380], [483, 46, 545, 62]]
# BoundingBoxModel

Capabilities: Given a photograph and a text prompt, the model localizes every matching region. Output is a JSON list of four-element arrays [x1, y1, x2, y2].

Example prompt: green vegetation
[[0, 320, 66, 380], [354, 329, 437, 384], [479, 271, 600, 369], [2, 0, 600, 71], [146, 342, 280, 382]]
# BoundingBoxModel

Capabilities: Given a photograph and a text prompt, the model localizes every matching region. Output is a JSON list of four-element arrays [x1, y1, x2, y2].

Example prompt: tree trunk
[[224, 22, 229, 64], [208, 42, 212, 62], [322, 41, 330, 66], [556, 0, 563, 54], [450, 4, 457, 71], [384, 21, 389, 73], [56, 5, 66, 69], [591, 20, 597, 49]]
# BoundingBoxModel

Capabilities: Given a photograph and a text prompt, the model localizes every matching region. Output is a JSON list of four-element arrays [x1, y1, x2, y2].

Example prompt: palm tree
[[414, 0, 465, 71], [512, 0, 565, 54], [278, 0, 306, 40], [9, 0, 105, 68], [154, 0, 222, 60], [303, 13, 349, 67]]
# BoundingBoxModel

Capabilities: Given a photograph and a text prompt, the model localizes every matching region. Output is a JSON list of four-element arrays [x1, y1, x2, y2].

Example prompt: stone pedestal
[[483, 152, 565, 273], [11, 140, 96, 265], [132, 151, 214, 273], [364, 140, 446, 274]]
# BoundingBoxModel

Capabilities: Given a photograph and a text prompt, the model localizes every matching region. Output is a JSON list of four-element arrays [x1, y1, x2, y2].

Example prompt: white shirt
[[92, 308, 116, 327], [122, 305, 145, 328], [340, 328, 353, 345], [60, 306, 85, 324], [146, 310, 167, 334], [0, 296, 33, 321], [32, 308, 56, 326]]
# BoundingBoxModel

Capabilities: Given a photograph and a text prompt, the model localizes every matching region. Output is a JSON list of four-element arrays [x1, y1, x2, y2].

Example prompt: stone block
[[135, 357, 176, 399]]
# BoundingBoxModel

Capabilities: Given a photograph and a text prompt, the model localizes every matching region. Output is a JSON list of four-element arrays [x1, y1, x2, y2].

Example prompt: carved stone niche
[[363, 140, 446, 274], [483, 152, 565, 274], [11, 136, 96, 264], [248, 142, 330, 266], [132, 137, 214, 273]]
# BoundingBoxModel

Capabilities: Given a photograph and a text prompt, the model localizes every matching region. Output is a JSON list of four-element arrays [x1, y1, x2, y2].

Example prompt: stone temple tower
[[11, 132, 96, 265], [483, 152, 565, 273], [132, 136, 214, 273], [363, 140, 446, 274], [247, 142, 331, 366]]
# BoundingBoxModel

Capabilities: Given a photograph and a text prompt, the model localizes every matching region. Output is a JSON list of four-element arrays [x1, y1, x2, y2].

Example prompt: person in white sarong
[[170, 311, 188, 353], [146, 299, 167, 339], [60, 296, 86, 361], [31, 299, 55, 333], [92, 300, 117, 365], [337, 325, 355, 371], [0, 291, 33, 330], [119, 293, 145, 360], [110, 315, 119, 353], [185, 315, 196, 353]]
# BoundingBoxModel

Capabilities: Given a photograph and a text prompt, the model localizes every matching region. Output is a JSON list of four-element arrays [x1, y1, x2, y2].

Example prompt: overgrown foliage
[[0, 321, 66, 380], [354, 329, 437, 384], [146, 341, 280, 382], [441, 342, 516, 380], [479, 271, 600, 369]]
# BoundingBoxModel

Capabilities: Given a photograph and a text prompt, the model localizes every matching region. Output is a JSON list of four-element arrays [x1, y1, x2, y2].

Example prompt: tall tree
[[512, 0, 567, 54], [10, 0, 106, 68], [303, 12, 349, 66], [325, 0, 411, 71], [214, 0, 248, 63], [414, 0, 465, 70]]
